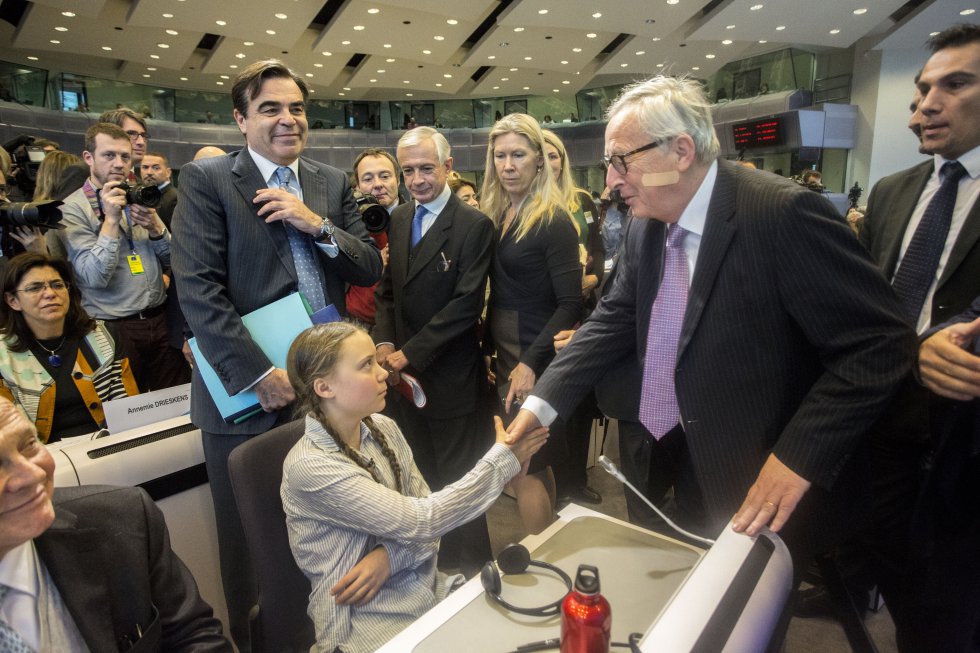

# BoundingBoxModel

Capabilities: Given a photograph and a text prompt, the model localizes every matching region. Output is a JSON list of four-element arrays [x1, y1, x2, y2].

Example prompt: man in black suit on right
[[858, 24, 980, 651], [374, 126, 495, 575]]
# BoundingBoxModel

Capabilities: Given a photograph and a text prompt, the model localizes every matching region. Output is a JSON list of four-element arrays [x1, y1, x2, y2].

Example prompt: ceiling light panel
[[496, 0, 699, 38], [689, 0, 909, 47]]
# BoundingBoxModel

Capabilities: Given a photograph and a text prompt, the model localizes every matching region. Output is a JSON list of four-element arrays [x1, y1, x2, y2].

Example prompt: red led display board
[[732, 117, 784, 148]]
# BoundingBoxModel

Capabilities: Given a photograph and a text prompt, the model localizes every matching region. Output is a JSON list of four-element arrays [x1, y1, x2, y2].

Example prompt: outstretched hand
[[494, 415, 548, 467], [504, 409, 542, 445]]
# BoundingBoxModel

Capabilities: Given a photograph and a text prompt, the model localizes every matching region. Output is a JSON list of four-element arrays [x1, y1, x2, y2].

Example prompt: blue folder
[[189, 293, 314, 424]]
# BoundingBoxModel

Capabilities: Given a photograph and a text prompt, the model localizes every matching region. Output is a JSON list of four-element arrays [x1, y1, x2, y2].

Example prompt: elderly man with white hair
[[507, 75, 916, 589]]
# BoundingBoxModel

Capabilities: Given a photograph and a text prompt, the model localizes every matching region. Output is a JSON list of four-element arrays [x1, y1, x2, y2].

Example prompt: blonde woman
[[481, 113, 583, 534]]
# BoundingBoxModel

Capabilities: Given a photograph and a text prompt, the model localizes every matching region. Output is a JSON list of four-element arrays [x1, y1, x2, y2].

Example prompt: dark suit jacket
[[156, 183, 179, 230], [860, 158, 980, 328], [36, 486, 231, 653], [373, 193, 493, 417], [172, 149, 382, 434], [535, 160, 916, 533], [920, 297, 980, 532], [860, 159, 980, 444]]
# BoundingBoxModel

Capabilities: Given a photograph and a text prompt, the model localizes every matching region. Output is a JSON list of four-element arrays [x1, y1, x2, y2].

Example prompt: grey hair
[[397, 126, 451, 164], [606, 75, 720, 165]]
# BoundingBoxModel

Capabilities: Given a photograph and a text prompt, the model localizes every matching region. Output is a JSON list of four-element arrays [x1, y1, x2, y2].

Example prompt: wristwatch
[[314, 217, 336, 243]]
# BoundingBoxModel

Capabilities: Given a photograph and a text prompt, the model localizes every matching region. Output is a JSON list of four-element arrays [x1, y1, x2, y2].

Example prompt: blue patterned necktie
[[891, 160, 968, 325], [410, 204, 427, 248], [0, 584, 35, 653], [639, 224, 689, 440], [274, 166, 327, 312]]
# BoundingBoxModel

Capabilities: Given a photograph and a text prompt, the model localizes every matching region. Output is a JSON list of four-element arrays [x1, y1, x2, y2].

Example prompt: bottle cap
[[574, 564, 600, 594]]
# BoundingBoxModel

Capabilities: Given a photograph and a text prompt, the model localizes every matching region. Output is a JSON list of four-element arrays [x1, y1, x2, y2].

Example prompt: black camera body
[[353, 191, 390, 233], [118, 182, 162, 208]]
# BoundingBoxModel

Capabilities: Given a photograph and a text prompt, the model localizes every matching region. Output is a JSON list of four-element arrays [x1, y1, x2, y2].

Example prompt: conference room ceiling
[[0, 0, 968, 101]]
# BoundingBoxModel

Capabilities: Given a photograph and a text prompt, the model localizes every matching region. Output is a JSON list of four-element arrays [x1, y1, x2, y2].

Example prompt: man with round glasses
[[508, 75, 917, 609]]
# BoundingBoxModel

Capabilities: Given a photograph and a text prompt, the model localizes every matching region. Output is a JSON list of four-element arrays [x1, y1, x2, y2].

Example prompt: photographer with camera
[[345, 147, 404, 325], [58, 122, 187, 392]]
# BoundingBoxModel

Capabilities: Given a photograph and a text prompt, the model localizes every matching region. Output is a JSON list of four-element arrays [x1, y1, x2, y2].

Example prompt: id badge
[[127, 254, 145, 275]]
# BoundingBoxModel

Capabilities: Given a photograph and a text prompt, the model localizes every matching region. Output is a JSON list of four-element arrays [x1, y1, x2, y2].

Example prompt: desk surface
[[377, 504, 705, 653]]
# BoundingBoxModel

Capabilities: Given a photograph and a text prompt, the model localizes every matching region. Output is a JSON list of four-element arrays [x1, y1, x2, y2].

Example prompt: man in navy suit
[[0, 398, 231, 652], [171, 59, 381, 650], [374, 127, 495, 575], [508, 75, 915, 586]]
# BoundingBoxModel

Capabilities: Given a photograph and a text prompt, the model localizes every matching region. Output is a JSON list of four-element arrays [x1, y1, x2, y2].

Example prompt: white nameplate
[[103, 383, 192, 434]]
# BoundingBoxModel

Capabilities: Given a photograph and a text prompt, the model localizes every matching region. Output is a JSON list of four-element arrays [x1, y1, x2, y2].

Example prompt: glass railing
[[2, 47, 817, 130]]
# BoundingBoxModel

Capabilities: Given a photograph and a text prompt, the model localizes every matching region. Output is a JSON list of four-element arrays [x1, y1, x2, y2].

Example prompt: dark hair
[[352, 148, 398, 182], [286, 323, 403, 492], [141, 151, 169, 166], [0, 253, 96, 352], [449, 176, 477, 195], [928, 24, 980, 52], [98, 107, 147, 131], [231, 59, 309, 117], [84, 122, 131, 155]]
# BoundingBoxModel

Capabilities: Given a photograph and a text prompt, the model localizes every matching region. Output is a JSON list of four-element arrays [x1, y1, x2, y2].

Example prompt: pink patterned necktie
[[639, 223, 689, 440]]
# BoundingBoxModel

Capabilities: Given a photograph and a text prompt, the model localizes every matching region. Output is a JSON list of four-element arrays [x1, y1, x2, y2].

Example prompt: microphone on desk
[[597, 455, 715, 547]]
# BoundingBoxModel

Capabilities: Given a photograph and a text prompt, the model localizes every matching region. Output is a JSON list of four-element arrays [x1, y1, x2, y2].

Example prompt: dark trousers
[[386, 393, 494, 576], [203, 430, 259, 653], [108, 309, 191, 391], [555, 392, 600, 496], [893, 403, 980, 653], [616, 419, 664, 530]]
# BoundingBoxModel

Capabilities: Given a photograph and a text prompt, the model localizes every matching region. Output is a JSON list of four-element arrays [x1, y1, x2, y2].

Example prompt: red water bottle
[[560, 564, 611, 653]]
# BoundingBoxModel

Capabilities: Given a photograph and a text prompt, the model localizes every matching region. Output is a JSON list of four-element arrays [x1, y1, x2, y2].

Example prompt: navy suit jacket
[[535, 160, 917, 533], [859, 158, 980, 444], [373, 193, 493, 417], [172, 149, 382, 434], [36, 486, 230, 653]]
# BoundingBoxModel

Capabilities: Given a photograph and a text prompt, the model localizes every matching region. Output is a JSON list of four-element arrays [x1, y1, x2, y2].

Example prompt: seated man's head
[[0, 397, 55, 559], [352, 148, 400, 209]]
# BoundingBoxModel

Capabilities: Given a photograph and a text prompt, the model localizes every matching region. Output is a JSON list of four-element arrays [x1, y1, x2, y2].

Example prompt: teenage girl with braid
[[280, 322, 549, 653]]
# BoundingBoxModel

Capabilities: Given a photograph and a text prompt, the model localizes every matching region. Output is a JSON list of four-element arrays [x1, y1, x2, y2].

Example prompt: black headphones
[[480, 543, 573, 617]]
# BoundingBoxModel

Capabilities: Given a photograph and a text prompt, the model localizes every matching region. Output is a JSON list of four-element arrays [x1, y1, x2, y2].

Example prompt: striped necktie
[[0, 584, 34, 653], [274, 166, 327, 312]]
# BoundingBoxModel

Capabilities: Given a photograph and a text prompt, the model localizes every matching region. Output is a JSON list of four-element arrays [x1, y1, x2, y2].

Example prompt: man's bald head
[[193, 146, 226, 161]]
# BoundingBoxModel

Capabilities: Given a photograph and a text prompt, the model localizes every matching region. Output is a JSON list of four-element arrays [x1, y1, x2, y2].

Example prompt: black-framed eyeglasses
[[601, 140, 662, 175], [125, 130, 150, 141], [16, 280, 69, 295]]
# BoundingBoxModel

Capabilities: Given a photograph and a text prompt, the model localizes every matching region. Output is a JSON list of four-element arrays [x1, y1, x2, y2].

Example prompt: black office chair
[[228, 419, 315, 653]]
